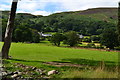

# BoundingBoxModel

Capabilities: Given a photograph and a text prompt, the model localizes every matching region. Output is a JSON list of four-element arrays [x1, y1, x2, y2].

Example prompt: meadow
[[0, 41, 119, 78]]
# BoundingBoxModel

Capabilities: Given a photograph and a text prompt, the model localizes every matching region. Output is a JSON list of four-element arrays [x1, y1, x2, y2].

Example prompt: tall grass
[[61, 67, 118, 78]]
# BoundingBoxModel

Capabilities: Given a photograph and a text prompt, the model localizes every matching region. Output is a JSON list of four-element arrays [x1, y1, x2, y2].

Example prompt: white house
[[38, 32, 52, 37], [77, 34, 84, 39], [79, 34, 84, 38]]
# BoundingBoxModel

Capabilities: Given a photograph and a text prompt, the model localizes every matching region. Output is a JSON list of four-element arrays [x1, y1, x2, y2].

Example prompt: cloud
[[58, 0, 119, 11], [0, 0, 119, 16], [18, 2, 37, 11], [0, 4, 11, 10], [31, 11, 52, 16]]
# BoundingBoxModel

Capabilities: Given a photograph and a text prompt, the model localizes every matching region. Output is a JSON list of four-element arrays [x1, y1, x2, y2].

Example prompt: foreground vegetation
[[1, 41, 118, 78]]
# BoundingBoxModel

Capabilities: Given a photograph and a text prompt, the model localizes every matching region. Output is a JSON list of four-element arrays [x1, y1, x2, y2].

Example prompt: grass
[[61, 67, 118, 78], [8, 42, 118, 64], [0, 41, 119, 78]]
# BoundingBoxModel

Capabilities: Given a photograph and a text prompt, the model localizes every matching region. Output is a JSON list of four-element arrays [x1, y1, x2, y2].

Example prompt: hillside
[[78, 8, 118, 23], [2, 7, 118, 21], [49, 7, 118, 23], [1, 7, 118, 41]]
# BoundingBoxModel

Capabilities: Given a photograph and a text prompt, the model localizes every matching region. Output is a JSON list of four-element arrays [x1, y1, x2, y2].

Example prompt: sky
[[0, 0, 119, 16]]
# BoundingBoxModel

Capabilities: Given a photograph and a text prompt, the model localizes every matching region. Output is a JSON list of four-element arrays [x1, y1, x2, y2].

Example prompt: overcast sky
[[0, 0, 119, 16]]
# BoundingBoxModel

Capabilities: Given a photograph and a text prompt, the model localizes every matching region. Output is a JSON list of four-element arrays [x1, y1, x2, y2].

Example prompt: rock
[[7, 72, 14, 75], [47, 70, 58, 76], [13, 71, 18, 74], [0, 73, 2, 77], [25, 66, 30, 69], [36, 69, 42, 73], [40, 72, 46, 75], [9, 56, 12, 59], [2, 71, 8, 76], [1, 68, 4, 72], [11, 74, 18, 78], [18, 72, 22, 75], [43, 76, 51, 79], [32, 67, 37, 70]]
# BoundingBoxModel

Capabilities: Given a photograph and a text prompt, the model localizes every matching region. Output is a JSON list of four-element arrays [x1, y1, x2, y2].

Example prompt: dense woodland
[[1, 8, 119, 49]]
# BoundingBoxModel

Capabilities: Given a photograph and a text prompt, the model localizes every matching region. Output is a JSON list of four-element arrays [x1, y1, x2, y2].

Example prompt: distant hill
[[1, 7, 118, 36], [2, 8, 118, 22], [78, 8, 118, 22], [1, 11, 43, 19], [49, 7, 118, 24]]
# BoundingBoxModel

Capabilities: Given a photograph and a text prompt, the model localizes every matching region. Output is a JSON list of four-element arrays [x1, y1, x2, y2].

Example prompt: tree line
[[1, 7, 119, 50], [2, 11, 117, 43]]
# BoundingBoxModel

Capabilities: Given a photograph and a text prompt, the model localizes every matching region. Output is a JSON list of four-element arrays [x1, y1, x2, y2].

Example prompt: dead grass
[[61, 67, 118, 78]]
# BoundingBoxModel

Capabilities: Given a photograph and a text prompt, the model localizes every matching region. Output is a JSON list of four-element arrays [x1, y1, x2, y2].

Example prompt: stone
[[40, 72, 46, 75], [2, 71, 8, 76], [32, 67, 37, 70], [13, 71, 18, 74], [47, 70, 58, 76], [25, 66, 30, 69], [1, 68, 4, 71], [43, 76, 51, 79], [36, 69, 42, 73], [18, 72, 22, 75], [11, 74, 18, 78], [9, 56, 12, 59], [7, 72, 14, 75], [0, 73, 2, 77]]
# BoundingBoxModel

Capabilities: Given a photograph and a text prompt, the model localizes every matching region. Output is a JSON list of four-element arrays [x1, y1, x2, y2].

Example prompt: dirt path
[[43, 62, 86, 68], [64, 46, 120, 52]]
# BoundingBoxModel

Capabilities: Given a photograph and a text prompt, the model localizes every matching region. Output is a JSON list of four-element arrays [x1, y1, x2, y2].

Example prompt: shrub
[[50, 33, 65, 46], [64, 31, 79, 46], [82, 38, 91, 43], [87, 43, 96, 48]]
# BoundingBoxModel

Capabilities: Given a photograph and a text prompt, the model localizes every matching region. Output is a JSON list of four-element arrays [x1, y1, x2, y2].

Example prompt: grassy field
[[0, 41, 118, 65], [0, 41, 119, 78]]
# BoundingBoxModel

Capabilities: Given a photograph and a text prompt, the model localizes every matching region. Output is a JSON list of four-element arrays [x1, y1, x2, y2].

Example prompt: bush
[[100, 28, 119, 49], [91, 35, 100, 42], [93, 41, 99, 43], [31, 29, 40, 43], [87, 43, 96, 48], [64, 31, 79, 46], [82, 38, 91, 43], [50, 33, 65, 46]]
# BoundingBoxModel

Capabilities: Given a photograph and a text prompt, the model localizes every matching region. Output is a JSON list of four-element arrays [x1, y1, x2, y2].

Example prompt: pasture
[[9, 41, 118, 63], [0, 41, 119, 78]]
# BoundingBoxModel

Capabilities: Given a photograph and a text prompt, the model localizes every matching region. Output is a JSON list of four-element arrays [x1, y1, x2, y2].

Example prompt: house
[[38, 32, 52, 37], [77, 34, 84, 39], [79, 34, 84, 39]]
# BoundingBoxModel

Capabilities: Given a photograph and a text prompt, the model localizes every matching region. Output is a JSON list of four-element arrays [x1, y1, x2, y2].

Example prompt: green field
[[6, 41, 118, 65], [0, 42, 119, 78]]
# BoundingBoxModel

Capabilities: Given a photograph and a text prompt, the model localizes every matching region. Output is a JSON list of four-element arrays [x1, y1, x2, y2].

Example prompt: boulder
[[47, 70, 58, 76], [35, 69, 42, 73], [2, 71, 8, 76], [11, 74, 18, 78], [32, 67, 37, 70]]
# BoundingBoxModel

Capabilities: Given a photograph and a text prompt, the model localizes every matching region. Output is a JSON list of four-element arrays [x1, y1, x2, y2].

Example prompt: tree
[[118, 2, 120, 43], [31, 29, 40, 43], [64, 31, 79, 46], [1, 0, 18, 59], [100, 29, 119, 49], [50, 33, 64, 46], [14, 28, 22, 42], [14, 26, 32, 42], [91, 35, 100, 42]]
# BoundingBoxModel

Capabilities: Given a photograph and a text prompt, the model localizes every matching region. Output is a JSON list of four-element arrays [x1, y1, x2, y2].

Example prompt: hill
[[2, 7, 118, 22], [1, 7, 118, 41], [49, 7, 118, 23]]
